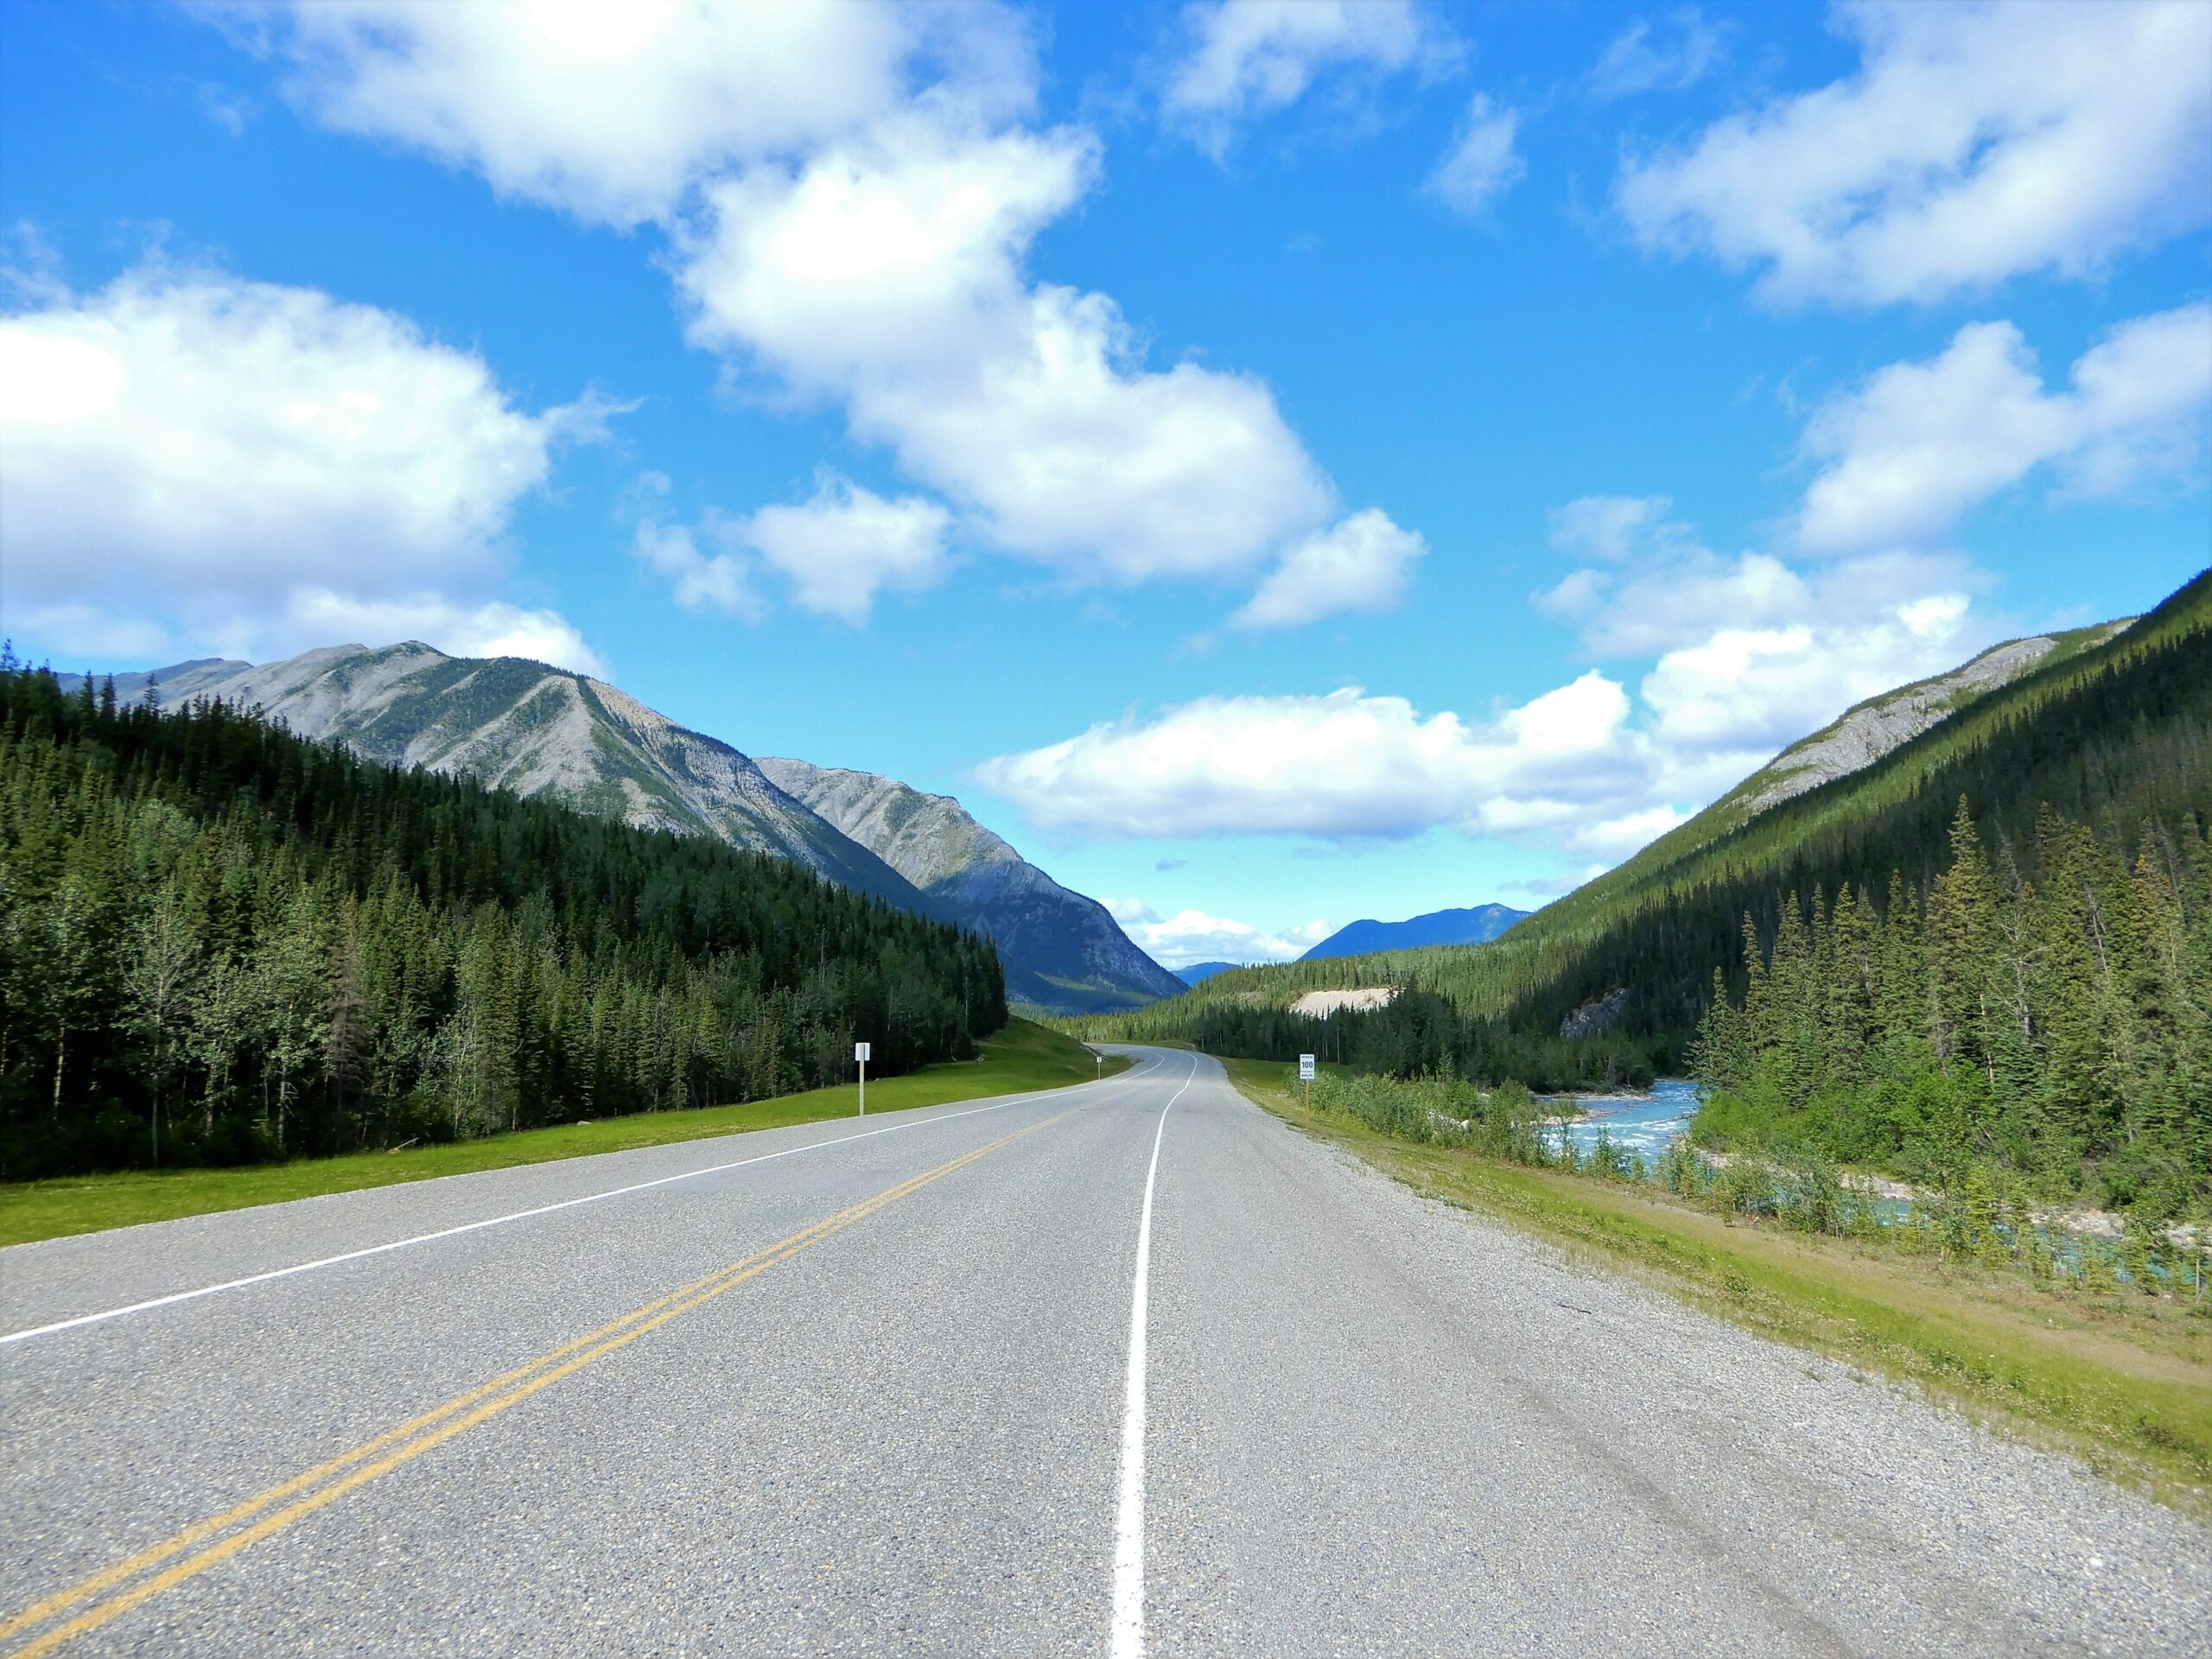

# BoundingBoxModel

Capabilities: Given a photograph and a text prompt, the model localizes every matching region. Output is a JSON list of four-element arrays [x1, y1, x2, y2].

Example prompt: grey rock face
[[116, 644, 937, 912], [91, 644, 1179, 1014], [1741, 628, 2124, 813], [1560, 988, 1630, 1039], [760, 758, 1187, 1013]]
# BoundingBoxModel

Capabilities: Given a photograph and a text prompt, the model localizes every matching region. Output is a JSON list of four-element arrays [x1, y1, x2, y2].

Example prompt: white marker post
[[855, 1041, 871, 1116], [1299, 1053, 1316, 1127]]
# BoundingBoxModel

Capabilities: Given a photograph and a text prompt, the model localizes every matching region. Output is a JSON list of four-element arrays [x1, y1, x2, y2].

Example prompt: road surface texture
[[3, 1049, 2207, 1656]]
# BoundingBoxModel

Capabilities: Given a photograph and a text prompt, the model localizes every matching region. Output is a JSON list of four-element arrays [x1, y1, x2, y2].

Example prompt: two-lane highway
[[3, 1050, 2207, 1656]]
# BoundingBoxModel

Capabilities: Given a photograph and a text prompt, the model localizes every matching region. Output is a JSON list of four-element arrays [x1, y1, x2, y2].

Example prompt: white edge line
[[1110, 1051, 1197, 1659], [2, 1052, 1164, 1348]]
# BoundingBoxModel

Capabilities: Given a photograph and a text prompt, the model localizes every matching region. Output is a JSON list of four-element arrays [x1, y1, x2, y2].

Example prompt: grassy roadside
[[0, 1020, 1128, 1249], [1220, 1055, 2212, 1520]]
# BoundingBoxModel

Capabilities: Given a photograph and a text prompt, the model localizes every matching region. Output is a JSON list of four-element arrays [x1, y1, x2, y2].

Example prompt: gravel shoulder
[[1148, 1054, 2212, 1657]]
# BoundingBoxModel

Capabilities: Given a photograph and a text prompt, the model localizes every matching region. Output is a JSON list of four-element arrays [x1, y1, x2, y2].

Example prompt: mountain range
[[1300, 905, 1528, 960], [1174, 962, 1247, 987], [76, 644, 1178, 1014], [1069, 572, 2209, 1063]]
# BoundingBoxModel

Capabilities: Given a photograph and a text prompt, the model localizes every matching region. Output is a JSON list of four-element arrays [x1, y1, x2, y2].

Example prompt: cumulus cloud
[[637, 479, 956, 626], [287, 594, 604, 675], [996, 479, 2024, 862], [975, 675, 1649, 843], [977, 556, 1991, 857], [1797, 306, 2212, 554], [1567, 805, 1689, 858], [633, 520, 762, 620], [1538, 509, 1999, 773], [1103, 899, 1333, 969], [737, 477, 954, 625], [240, 0, 1029, 227], [1617, 0, 2212, 306], [1590, 9, 1726, 99], [1427, 95, 1523, 218], [216, 0, 1409, 630], [0, 262, 601, 669], [1635, 588, 1980, 759], [1230, 509, 1426, 630], [1161, 0, 1448, 153], [1547, 493, 1689, 563], [676, 114, 1340, 594]]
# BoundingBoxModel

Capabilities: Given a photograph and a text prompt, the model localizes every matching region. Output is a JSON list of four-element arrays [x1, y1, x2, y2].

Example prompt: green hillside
[[1065, 570, 2212, 1211], [0, 662, 1007, 1180]]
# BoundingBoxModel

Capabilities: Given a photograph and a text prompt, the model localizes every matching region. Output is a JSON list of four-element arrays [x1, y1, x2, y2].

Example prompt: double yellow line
[[3, 1108, 1075, 1657]]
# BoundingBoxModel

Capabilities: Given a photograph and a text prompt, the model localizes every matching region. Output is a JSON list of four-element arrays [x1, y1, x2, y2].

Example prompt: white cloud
[[1547, 493, 1688, 563], [1617, 0, 2212, 306], [1162, 0, 1446, 153], [1539, 512, 1999, 764], [1103, 899, 1333, 968], [975, 675, 1652, 843], [240, 0, 1030, 227], [737, 477, 954, 625], [1427, 95, 1523, 218], [1001, 482, 2026, 861], [1636, 595, 1979, 759], [225, 0, 1417, 631], [1230, 509, 1425, 630], [1567, 804, 1689, 858], [633, 520, 761, 620], [677, 115, 1340, 592], [1590, 9, 1726, 99], [0, 262, 600, 668], [977, 549, 1993, 858], [1797, 306, 2212, 554], [1535, 547, 1813, 658], [285, 593, 606, 675]]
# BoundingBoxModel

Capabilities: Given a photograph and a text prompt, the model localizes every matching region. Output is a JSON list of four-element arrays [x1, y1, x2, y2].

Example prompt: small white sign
[[1299, 1054, 1316, 1081], [855, 1042, 872, 1064]]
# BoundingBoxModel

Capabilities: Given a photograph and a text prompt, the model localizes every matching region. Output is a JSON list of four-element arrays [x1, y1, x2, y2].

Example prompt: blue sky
[[3, 2, 2208, 968]]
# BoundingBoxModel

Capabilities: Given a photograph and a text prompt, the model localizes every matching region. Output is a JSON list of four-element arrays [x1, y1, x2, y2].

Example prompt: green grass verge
[[1221, 1055, 2212, 1520], [0, 1020, 1128, 1249]]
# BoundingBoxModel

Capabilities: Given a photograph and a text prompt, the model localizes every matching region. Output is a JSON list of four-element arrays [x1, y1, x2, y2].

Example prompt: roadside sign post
[[1096, 1051, 1103, 1078], [855, 1041, 871, 1116], [1300, 1053, 1316, 1126]]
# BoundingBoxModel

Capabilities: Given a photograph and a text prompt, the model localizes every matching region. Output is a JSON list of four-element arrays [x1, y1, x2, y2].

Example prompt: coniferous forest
[[0, 661, 1006, 1180], [1067, 573, 2212, 1218], [1692, 801, 2210, 1220]]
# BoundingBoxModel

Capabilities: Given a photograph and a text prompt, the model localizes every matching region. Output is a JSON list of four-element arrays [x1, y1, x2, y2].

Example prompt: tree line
[[0, 659, 1006, 1179], [1691, 801, 2210, 1220], [1177, 990, 1663, 1092]]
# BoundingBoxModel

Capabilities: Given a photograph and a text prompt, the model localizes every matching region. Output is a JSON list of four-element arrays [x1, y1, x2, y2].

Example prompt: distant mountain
[[1301, 905, 1527, 960], [79, 644, 1174, 1014], [1175, 962, 1246, 987], [758, 759, 1185, 1013]]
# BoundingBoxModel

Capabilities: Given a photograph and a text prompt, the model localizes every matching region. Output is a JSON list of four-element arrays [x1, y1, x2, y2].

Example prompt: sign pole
[[1299, 1053, 1316, 1128], [855, 1040, 871, 1116]]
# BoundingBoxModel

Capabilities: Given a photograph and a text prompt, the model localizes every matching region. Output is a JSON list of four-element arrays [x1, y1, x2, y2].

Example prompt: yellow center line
[[6, 1106, 1078, 1659]]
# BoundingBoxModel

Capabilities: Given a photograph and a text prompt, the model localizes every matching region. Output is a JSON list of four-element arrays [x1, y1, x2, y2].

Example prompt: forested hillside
[[1065, 570, 2212, 1213], [1691, 801, 2209, 1218], [73, 645, 1178, 1015], [0, 662, 1006, 1179]]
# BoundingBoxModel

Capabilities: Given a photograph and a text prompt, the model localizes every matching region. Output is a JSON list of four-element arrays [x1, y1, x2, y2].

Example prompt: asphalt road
[[3, 1049, 2207, 1656]]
